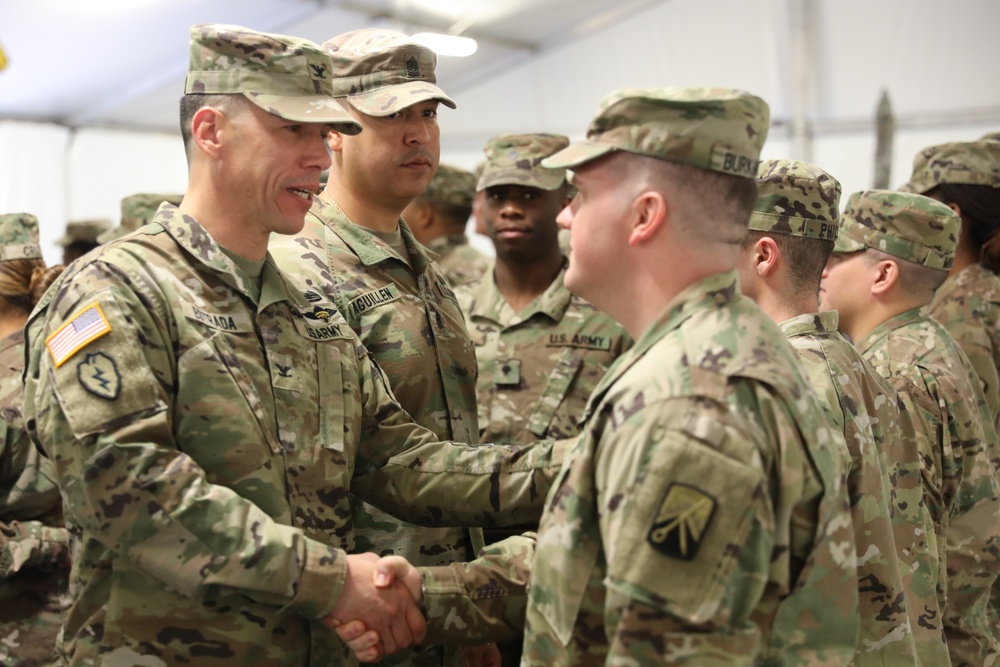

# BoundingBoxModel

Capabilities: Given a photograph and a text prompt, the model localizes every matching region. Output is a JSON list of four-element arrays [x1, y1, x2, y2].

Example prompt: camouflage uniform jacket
[[928, 262, 1000, 433], [857, 307, 1000, 667], [457, 259, 632, 447], [781, 311, 944, 666], [22, 205, 562, 666], [1, 330, 68, 667], [425, 234, 490, 288], [523, 272, 858, 666], [269, 198, 481, 563]]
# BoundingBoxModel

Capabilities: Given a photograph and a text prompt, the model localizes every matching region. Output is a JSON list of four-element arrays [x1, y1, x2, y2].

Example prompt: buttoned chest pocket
[[285, 318, 349, 456], [175, 332, 278, 487]]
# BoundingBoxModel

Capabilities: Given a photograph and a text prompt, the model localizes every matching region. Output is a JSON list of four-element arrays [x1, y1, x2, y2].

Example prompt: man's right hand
[[334, 555, 424, 662], [323, 553, 426, 657]]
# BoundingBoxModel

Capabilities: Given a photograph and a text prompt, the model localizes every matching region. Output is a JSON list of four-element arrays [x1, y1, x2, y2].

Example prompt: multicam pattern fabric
[[748, 159, 841, 240], [780, 311, 947, 666], [268, 198, 482, 667], [322, 29, 455, 116], [22, 205, 562, 666], [54, 219, 111, 248], [858, 307, 1000, 666], [833, 190, 960, 270], [929, 262, 1000, 432], [425, 235, 489, 288], [899, 140, 1000, 195], [185, 24, 359, 129], [0, 214, 42, 262], [420, 533, 536, 646], [477, 134, 569, 192], [457, 260, 631, 447], [542, 88, 769, 178], [523, 272, 858, 666], [99, 195, 183, 243], [0, 331, 68, 667], [424, 165, 475, 209]]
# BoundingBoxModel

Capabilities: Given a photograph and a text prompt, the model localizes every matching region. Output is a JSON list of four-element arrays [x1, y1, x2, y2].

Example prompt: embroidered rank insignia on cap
[[77, 352, 121, 400], [46, 304, 112, 368], [647, 483, 717, 561]]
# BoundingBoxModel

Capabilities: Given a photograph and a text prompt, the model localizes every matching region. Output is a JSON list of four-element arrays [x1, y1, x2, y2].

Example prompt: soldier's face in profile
[[558, 156, 631, 305], [484, 184, 564, 263], [820, 250, 869, 334]]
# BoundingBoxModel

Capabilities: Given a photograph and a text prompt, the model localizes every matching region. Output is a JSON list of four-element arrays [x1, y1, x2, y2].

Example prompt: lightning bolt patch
[[77, 352, 121, 401]]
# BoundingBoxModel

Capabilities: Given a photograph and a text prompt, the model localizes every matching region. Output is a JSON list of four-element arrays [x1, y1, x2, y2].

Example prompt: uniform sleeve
[[0, 415, 68, 576], [23, 263, 346, 619], [349, 350, 569, 528], [420, 533, 534, 645]]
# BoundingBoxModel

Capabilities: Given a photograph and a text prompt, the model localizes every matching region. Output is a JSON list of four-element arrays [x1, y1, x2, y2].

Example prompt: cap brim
[[477, 170, 565, 193], [833, 235, 867, 254], [541, 141, 617, 169], [346, 81, 456, 117], [245, 93, 362, 135]]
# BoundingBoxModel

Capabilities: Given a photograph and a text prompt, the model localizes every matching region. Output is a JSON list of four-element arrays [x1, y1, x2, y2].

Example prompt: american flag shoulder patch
[[46, 303, 112, 368]]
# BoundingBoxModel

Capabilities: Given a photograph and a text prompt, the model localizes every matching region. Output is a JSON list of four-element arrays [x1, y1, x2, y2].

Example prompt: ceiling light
[[410, 33, 478, 57]]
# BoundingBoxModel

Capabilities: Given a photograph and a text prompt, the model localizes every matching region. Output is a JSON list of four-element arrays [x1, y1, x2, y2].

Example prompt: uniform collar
[[779, 310, 840, 338], [467, 257, 572, 325], [855, 306, 925, 354], [311, 196, 429, 273]]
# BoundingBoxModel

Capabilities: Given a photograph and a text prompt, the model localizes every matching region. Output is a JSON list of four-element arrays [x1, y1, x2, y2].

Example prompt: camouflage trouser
[[0, 569, 68, 667]]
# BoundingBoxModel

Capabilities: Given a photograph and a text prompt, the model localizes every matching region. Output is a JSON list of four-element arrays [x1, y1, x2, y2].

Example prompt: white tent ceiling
[[1, 0, 998, 263]]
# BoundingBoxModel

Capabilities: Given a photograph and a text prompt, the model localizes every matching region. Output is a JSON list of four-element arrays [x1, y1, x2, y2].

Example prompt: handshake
[[323, 553, 500, 666]]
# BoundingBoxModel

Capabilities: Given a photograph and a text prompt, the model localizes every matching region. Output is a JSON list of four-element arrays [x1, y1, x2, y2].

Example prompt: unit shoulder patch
[[77, 352, 121, 400], [647, 482, 717, 561]]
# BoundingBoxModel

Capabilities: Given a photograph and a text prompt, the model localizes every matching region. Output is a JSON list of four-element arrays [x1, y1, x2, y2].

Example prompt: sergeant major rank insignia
[[647, 483, 717, 561]]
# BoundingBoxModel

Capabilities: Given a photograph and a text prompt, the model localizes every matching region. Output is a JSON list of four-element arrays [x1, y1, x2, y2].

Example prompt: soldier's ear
[[191, 106, 225, 160], [628, 190, 666, 247], [326, 129, 345, 154], [870, 259, 899, 295], [754, 237, 780, 277]]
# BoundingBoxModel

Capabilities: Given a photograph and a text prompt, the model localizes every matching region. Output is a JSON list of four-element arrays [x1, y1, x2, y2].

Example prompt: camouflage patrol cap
[[100, 193, 184, 243], [323, 28, 455, 117], [899, 140, 1000, 194], [748, 159, 841, 241], [833, 190, 960, 270], [424, 164, 476, 207], [478, 133, 570, 192], [542, 87, 769, 178], [55, 219, 112, 247], [185, 24, 361, 134], [0, 213, 42, 262]]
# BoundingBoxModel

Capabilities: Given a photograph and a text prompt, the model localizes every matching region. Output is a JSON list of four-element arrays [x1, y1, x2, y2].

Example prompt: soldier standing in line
[[900, 140, 1000, 434], [402, 164, 490, 288], [99, 193, 184, 244], [54, 219, 111, 265], [335, 87, 860, 666], [821, 189, 1000, 666], [0, 213, 67, 667], [737, 160, 945, 665], [21, 25, 564, 666], [267, 27, 489, 667]]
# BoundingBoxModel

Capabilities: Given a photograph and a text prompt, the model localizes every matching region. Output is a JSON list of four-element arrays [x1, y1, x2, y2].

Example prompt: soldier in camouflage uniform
[[266, 27, 486, 667], [738, 160, 945, 665], [402, 164, 489, 288], [54, 219, 111, 265], [821, 189, 1000, 666], [900, 141, 1000, 437], [0, 213, 67, 667], [98, 193, 184, 244], [462, 132, 631, 509], [337, 87, 860, 666], [21, 25, 565, 667]]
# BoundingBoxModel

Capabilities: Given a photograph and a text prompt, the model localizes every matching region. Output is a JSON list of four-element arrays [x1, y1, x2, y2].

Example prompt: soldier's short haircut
[[178, 93, 250, 158], [865, 248, 948, 298], [743, 229, 834, 295], [653, 159, 758, 246]]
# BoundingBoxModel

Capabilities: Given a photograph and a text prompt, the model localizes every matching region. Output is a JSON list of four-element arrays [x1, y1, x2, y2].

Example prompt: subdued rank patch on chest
[[546, 333, 613, 351], [76, 352, 121, 400], [647, 483, 717, 561], [347, 285, 400, 318]]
